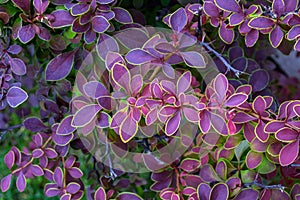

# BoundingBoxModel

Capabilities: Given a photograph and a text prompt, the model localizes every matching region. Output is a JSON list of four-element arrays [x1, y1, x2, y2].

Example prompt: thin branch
[[243, 180, 285, 192], [198, 41, 246, 77]]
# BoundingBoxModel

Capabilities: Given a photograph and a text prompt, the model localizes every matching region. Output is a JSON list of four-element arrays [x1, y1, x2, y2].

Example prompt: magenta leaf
[[72, 104, 101, 127], [6, 86, 28, 108], [170, 8, 187, 32], [215, 0, 241, 12], [112, 7, 133, 24], [275, 127, 299, 142], [16, 172, 26, 192], [94, 187, 106, 200], [45, 51, 76, 81], [279, 140, 299, 166]]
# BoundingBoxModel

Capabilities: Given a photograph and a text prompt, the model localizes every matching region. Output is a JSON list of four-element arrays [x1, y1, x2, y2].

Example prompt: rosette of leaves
[[69, 0, 133, 43]]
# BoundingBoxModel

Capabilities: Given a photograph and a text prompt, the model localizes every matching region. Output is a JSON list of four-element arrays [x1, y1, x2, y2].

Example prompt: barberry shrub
[[1, 0, 300, 200]]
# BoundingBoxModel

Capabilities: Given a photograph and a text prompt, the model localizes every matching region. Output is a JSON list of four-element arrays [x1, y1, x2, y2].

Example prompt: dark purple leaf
[[71, 3, 90, 16], [6, 86, 28, 108], [249, 69, 269, 92], [270, 25, 283, 48], [112, 7, 133, 24], [234, 189, 259, 200], [24, 117, 47, 132], [11, 0, 30, 13], [45, 51, 75, 81], [209, 183, 229, 200], [33, 0, 49, 14]]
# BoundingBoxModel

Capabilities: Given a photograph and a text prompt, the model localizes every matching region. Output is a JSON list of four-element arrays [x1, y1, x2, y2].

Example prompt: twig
[[243, 180, 285, 192], [104, 136, 117, 180], [198, 41, 246, 77], [289, 164, 300, 168]]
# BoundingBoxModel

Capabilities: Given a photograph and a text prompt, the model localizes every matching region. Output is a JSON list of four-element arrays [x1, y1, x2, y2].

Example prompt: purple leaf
[[234, 189, 259, 200], [72, 18, 90, 33], [197, 183, 210, 200], [165, 111, 181, 136], [246, 151, 263, 169], [209, 183, 229, 200], [146, 108, 158, 125], [31, 165, 44, 176], [97, 33, 119, 60], [279, 140, 299, 166], [6, 86, 28, 108], [245, 29, 259, 47], [92, 16, 110, 33], [61, 193, 71, 200], [72, 104, 101, 127], [57, 115, 76, 135], [183, 107, 199, 122], [112, 7, 133, 24], [51, 10, 75, 28], [95, 187, 106, 200], [287, 25, 300, 40], [68, 167, 83, 178], [32, 148, 44, 158], [112, 63, 131, 91], [4, 150, 14, 169], [219, 22, 234, 44], [203, 1, 219, 18], [71, 3, 90, 16], [229, 13, 244, 26], [33, 0, 49, 14], [215, 0, 241, 12], [66, 182, 80, 194], [162, 63, 175, 79], [53, 167, 63, 187], [7, 44, 22, 54], [210, 112, 229, 135], [270, 25, 283, 48], [181, 51, 205, 68], [177, 71, 191, 94], [16, 172, 26, 192], [24, 117, 47, 132], [18, 24, 35, 43], [179, 158, 200, 172], [249, 69, 269, 92], [37, 27, 51, 41], [272, 0, 285, 16], [117, 192, 143, 200], [224, 93, 248, 107], [126, 49, 156, 65], [1, 174, 12, 192], [214, 73, 228, 101], [83, 81, 109, 99], [120, 115, 138, 143], [170, 8, 187, 32], [45, 51, 75, 81], [96, 112, 111, 128], [276, 127, 298, 142], [248, 17, 274, 29], [44, 148, 58, 158]]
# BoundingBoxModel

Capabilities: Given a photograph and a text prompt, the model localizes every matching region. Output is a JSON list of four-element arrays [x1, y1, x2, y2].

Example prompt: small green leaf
[[64, 27, 76, 39], [257, 156, 276, 174]]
